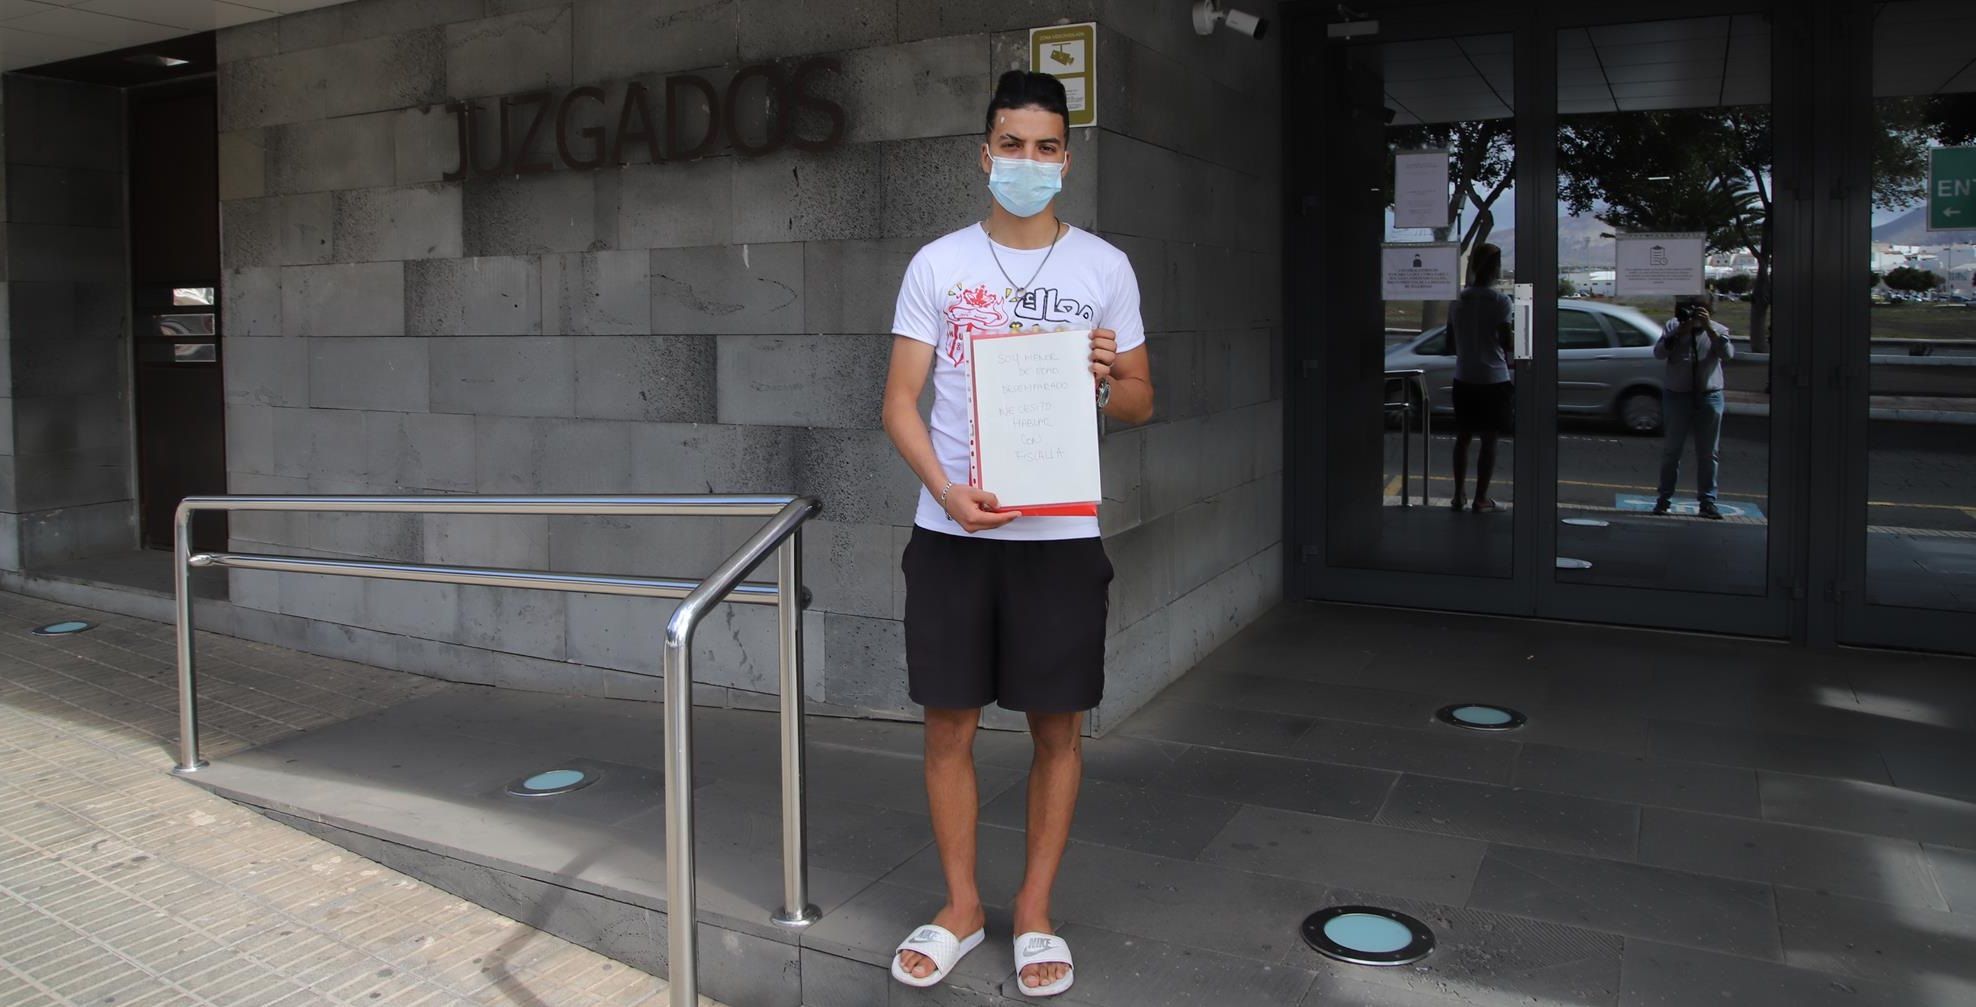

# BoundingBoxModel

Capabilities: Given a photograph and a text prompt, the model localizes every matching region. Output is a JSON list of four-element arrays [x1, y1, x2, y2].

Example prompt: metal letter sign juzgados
[[1929, 146, 1976, 231], [1030, 23, 1097, 128]]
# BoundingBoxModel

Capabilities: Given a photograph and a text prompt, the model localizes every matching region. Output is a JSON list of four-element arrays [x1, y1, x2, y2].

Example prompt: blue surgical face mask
[[987, 155, 1064, 218]]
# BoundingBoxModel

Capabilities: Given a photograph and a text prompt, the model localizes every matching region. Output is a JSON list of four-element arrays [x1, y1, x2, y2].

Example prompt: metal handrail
[[169, 493, 824, 1007], [1383, 369, 1431, 507]]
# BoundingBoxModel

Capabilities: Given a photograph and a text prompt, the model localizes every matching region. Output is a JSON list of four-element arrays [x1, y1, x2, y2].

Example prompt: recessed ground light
[[1436, 703, 1526, 731], [126, 54, 191, 68], [1561, 517, 1609, 527], [504, 767, 599, 797], [1555, 557, 1593, 569], [32, 620, 95, 636], [1302, 906, 1435, 966]]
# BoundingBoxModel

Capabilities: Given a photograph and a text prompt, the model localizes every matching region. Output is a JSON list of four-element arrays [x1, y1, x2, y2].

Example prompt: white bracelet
[[938, 480, 954, 506]]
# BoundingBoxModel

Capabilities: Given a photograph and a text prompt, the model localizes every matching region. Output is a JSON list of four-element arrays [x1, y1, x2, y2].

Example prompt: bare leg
[[1473, 431, 1500, 511], [1014, 710, 1082, 990], [1451, 431, 1472, 510], [898, 707, 987, 980]]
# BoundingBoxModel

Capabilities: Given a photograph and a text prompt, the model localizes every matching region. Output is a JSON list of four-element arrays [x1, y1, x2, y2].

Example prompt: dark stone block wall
[[1, 74, 138, 570], [210, 0, 1283, 733]]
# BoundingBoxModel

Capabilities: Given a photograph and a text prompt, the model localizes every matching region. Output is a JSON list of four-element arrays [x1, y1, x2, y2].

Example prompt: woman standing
[[1447, 242, 1513, 512]]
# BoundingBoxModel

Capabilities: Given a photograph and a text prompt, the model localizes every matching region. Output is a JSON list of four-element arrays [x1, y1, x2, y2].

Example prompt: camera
[[1192, 1, 1270, 40]]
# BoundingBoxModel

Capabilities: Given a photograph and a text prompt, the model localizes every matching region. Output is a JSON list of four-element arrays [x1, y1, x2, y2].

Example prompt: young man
[[879, 70, 1152, 998], [1653, 293, 1734, 519]]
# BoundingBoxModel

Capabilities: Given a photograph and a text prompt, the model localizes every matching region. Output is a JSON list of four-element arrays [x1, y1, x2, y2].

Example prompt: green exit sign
[[1930, 146, 1976, 231]]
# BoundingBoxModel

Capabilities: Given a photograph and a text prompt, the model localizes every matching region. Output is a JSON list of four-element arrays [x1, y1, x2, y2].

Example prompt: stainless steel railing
[[1383, 369, 1432, 507], [169, 494, 824, 1007]]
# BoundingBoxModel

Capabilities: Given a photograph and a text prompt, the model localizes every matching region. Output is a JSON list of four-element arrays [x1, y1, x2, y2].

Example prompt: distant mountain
[[1490, 214, 1616, 271], [1872, 205, 1976, 245]]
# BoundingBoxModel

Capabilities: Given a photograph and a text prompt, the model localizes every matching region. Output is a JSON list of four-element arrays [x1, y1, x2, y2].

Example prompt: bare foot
[[1472, 497, 1500, 513], [1013, 898, 1069, 990], [898, 903, 985, 981]]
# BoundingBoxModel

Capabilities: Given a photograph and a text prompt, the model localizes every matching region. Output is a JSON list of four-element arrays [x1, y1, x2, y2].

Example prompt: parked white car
[[1385, 300, 1670, 432]]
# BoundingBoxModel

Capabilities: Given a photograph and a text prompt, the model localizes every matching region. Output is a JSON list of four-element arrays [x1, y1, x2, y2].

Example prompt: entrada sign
[[443, 57, 845, 180]]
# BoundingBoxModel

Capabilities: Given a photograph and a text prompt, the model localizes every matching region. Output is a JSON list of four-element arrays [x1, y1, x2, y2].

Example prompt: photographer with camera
[[1652, 292, 1734, 519]]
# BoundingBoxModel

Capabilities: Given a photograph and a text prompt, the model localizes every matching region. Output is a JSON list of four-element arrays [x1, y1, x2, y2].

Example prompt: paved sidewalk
[[0, 590, 720, 1007]]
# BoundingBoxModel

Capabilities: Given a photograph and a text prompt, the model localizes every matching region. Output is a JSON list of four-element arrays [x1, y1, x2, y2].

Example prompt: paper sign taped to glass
[[968, 328, 1102, 517]]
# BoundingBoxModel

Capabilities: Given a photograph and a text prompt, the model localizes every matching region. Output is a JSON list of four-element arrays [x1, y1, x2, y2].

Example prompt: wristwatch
[[1096, 378, 1112, 409]]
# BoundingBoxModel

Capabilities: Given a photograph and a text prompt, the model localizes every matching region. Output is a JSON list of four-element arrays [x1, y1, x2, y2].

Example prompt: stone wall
[[1, 74, 137, 571], [1082, 4, 1284, 731], [211, 0, 1283, 733]]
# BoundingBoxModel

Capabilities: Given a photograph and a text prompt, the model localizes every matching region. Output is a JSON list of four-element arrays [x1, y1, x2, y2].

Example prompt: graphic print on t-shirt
[[942, 283, 1007, 366], [1010, 288, 1095, 329]]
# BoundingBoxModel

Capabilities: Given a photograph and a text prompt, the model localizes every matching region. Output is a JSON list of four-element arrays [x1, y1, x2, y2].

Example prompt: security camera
[[1193, 0, 1269, 40]]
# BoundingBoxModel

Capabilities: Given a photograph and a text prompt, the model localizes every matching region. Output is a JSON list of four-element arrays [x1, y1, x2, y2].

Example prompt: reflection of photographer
[[1652, 293, 1735, 519]]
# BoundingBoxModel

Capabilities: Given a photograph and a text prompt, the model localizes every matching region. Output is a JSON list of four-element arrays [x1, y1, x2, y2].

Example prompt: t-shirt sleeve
[[1102, 249, 1148, 354], [891, 250, 942, 346]]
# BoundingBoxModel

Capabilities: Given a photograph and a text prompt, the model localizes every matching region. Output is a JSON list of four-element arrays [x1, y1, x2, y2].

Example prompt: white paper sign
[[969, 328, 1102, 513], [1381, 243, 1460, 301], [1393, 149, 1450, 229], [1512, 282, 1534, 360], [1614, 231, 1706, 297]]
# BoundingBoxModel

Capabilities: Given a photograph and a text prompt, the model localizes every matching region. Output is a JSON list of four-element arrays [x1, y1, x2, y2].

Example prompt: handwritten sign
[[969, 328, 1101, 515]]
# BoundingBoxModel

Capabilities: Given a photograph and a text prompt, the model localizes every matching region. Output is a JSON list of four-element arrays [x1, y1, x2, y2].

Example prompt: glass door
[[1537, 10, 1798, 637], [1297, 16, 1539, 613], [1838, 0, 1976, 653]]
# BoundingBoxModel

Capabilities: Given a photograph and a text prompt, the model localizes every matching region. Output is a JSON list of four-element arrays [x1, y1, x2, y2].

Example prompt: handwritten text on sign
[[971, 328, 1102, 511]]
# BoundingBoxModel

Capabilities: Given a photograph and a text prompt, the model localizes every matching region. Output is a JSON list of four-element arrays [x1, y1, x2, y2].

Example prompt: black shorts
[[901, 526, 1113, 713], [1452, 379, 1514, 434]]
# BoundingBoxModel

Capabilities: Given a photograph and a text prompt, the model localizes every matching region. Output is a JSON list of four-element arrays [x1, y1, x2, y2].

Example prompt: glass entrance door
[[1837, 0, 1976, 652], [1539, 11, 1797, 637], [1292, 4, 1805, 637], [1296, 18, 1537, 613]]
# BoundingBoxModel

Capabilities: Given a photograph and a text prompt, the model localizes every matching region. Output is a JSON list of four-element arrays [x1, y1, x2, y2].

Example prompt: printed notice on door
[[1381, 243, 1460, 301], [969, 328, 1102, 515], [1614, 231, 1705, 297], [1393, 149, 1450, 229]]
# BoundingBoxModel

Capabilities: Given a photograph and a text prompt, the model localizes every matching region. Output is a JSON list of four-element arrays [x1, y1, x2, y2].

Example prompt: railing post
[[1400, 379, 1413, 509], [1421, 389, 1432, 507], [771, 531, 819, 929], [172, 504, 206, 774], [662, 616, 699, 1007]]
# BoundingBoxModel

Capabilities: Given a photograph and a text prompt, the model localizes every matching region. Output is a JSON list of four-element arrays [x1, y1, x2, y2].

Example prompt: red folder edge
[[967, 329, 1100, 519]]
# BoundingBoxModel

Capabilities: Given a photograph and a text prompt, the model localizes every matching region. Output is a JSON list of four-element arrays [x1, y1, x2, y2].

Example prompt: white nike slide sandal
[[1012, 931, 1074, 997], [891, 923, 986, 988]]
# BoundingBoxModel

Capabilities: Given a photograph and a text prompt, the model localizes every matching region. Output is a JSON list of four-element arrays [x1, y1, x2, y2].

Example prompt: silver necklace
[[983, 220, 1064, 300]]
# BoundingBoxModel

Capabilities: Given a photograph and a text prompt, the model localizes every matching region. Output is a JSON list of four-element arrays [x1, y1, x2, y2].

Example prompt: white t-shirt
[[892, 222, 1146, 541]]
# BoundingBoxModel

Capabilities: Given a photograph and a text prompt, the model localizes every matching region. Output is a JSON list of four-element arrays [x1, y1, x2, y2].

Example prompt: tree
[[1869, 270, 1883, 289], [1719, 273, 1754, 295], [1558, 276, 1578, 297], [1885, 266, 1942, 293], [1558, 103, 1946, 353]]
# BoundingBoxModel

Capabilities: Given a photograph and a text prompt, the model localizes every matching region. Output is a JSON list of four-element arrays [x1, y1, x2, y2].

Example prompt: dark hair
[[984, 70, 1071, 141], [1468, 242, 1503, 287]]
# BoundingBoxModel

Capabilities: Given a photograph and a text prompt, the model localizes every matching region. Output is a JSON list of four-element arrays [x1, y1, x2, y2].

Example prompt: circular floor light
[[1302, 906, 1435, 966], [505, 767, 600, 797], [1436, 703, 1527, 731], [32, 620, 95, 636]]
